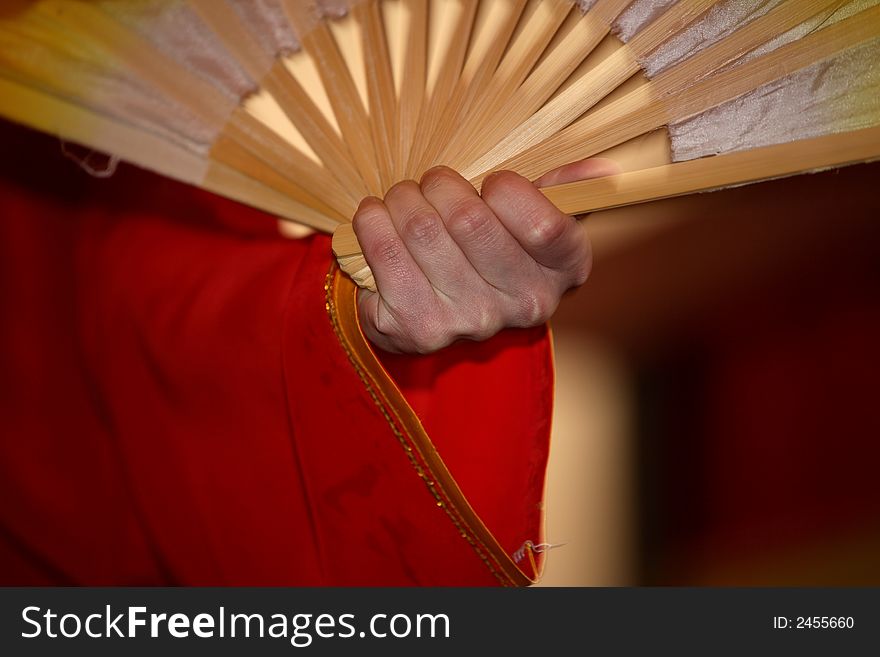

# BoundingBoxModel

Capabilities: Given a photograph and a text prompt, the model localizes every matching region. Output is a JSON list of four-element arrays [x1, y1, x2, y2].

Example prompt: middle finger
[[420, 166, 538, 293], [383, 179, 478, 299]]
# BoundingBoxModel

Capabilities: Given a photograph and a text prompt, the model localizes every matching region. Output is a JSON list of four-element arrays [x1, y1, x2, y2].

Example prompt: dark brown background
[[551, 160, 880, 584]]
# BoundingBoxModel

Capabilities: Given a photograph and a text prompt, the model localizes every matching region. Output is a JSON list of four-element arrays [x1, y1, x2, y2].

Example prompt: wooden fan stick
[[332, 124, 880, 289], [489, 1, 880, 182], [203, 162, 342, 234], [220, 110, 358, 220], [27, 0, 355, 220], [0, 21, 338, 230], [470, 0, 574, 104], [450, 0, 631, 171], [406, 0, 479, 179], [355, 0, 398, 192], [0, 11, 226, 166], [183, 0, 371, 205], [414, 0, 529, 174], [469, 0, 851, 181], [461, 45, 637, 181], [185, 0, 361, 216], [20, 1, 229, 130], [0, 74, 338, 231], [260, 62, 370, 201], [542, 125, 880, 215], [0, 5, 342, 227], [211, 124, 345, 225], [436, 0, 573, 168], [0, 74, 206, 186], [461, 0, 720, 180], [31, 1, 353, 223], [393, 0, 427, 181], [293, 20, 385, 195], [333, 0, 880, 287]]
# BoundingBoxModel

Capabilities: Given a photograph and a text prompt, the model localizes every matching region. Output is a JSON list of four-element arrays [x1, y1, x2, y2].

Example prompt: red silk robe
[[0, 122, 553, 586]]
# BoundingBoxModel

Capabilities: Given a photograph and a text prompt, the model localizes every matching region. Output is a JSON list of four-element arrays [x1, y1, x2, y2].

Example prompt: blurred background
[[537, 159, 880, 586]]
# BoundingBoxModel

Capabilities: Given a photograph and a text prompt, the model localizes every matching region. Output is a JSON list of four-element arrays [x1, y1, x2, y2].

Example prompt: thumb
[[533, 157, 621, 189]]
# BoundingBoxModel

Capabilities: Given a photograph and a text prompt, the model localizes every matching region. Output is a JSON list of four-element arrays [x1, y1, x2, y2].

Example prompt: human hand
[[352, 159, 621, 354]]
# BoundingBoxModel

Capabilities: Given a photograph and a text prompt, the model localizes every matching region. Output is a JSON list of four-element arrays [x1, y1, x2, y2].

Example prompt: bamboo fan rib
[[0, 0, 877, 291]]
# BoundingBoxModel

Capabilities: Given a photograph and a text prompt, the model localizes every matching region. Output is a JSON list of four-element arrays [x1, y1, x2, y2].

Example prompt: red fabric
[[0, 123, 553, 585]]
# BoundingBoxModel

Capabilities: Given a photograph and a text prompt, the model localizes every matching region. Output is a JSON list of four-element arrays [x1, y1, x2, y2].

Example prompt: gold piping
[[324, 265, 537, 587]]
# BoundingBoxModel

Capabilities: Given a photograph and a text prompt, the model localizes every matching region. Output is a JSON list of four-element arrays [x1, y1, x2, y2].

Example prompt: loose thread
[[60, 141, 119, 179]]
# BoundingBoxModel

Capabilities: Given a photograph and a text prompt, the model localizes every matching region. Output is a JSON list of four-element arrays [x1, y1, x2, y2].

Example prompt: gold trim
[[324, 265, 537, 587]]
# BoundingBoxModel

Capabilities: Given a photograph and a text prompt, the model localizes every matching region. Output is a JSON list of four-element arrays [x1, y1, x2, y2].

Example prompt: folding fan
[[0, 0, 878, 292]]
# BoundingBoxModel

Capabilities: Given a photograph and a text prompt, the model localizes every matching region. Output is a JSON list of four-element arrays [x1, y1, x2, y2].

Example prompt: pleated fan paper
[[1, 0, 879, 291]]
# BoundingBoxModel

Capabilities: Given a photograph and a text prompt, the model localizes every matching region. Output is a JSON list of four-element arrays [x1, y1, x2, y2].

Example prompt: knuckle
[[468, 304, 500, 342], [375, 303, 447, 354], [372, 304, 398, 337], [445, 200, 494, 242], [572, 235, 593, 285], [482, 169, 523, 193], [386, 304, 448, 354], [420, 166, 458, 195], [353, 203, 386, 226], [400, 208, 443, 247], [409, 323, 448, 354], [555, 228, 592, 287], [373, 234, 405, 268], [384, 179, 419, 203], [525, 214, 568, 250], [570, 260, 591, 287], [516, 290, 554, 326]]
